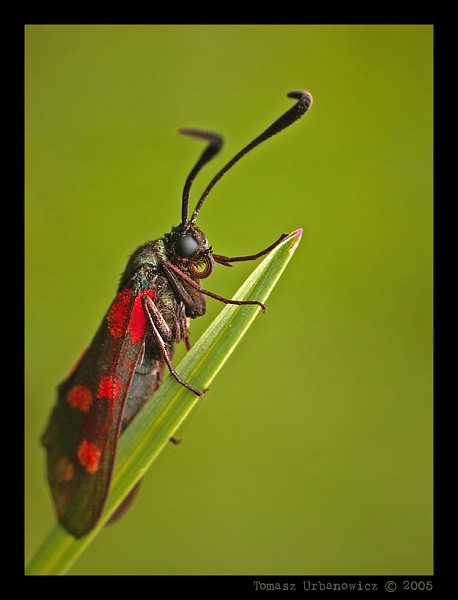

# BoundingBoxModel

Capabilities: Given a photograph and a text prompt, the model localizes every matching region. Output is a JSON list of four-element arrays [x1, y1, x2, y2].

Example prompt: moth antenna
[[179, 129, 223, 225], [190, 90, 313, 224]]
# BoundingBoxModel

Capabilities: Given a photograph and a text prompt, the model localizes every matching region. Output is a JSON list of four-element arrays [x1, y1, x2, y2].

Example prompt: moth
[[42, 90, 313, 537]]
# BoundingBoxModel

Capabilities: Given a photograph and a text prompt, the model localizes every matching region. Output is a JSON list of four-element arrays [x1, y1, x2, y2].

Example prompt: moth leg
[[212, 233, 289, 266], [184, 333, 192, 351], [143, 295, 173, 342], [142, 296, 206, 396], [183, 316, 192, 351], [176, 304, 192, 350]]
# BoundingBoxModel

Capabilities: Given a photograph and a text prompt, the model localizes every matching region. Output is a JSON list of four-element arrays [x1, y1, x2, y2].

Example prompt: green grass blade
[[25, 229, 302, 575]]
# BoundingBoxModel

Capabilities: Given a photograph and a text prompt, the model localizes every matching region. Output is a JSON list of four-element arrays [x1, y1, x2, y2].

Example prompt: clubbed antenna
[[178, 129, 223, 225], [187, 90, 313, 224]]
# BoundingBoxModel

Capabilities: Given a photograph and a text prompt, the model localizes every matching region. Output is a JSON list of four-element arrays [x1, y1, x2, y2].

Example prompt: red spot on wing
[[107, 287, 155, 343], [55, 457, 75, 482], [107, 288, 132, 339], [77, 439, 102, 474], [128, 291, 154, 343], [97, 375, 120, 400], [67, 385, 93, 413]]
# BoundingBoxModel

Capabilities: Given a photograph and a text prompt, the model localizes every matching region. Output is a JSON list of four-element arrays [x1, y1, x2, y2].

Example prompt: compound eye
[[175, 235, 199, 258]]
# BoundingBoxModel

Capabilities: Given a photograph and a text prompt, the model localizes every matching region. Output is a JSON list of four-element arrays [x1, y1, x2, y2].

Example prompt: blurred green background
[[25, 25, 433, 575]]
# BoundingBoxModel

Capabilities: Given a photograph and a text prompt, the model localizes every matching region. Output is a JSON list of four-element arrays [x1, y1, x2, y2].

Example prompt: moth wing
[[42, 287, 154, 538]]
